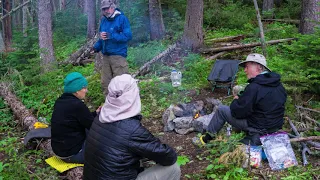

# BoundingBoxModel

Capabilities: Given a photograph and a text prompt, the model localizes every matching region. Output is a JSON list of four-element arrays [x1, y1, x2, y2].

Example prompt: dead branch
[[205, 35, 246, 43], [296, 105, 320, 114], [206, 51, 226, 61], [199, 38, 296, 54], [303, 114, 320, 126], [253, 0, 267, 57], [287, 117, 311, 165], [0, 0, 31, 21], [262, 19, 300, 24], [132, 43, 177, 78], [290, 136, 320, 142], [0, 82, 82, 179], [297, 127, 320, 132]]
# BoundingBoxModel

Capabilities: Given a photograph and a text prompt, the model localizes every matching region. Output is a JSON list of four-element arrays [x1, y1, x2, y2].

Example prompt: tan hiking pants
[[101, 55, 129, 96]]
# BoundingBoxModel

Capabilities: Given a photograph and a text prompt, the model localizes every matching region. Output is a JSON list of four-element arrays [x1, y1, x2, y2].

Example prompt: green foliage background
[[0, 0, 319, 179]]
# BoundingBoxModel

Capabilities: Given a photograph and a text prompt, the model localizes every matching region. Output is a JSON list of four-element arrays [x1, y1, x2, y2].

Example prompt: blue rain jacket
[[94, 9, 132, 57]]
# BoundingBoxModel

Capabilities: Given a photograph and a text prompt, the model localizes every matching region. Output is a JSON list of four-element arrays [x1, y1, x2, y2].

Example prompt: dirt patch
[[142, 117, 208, 180], [141, 85, 229, 179]]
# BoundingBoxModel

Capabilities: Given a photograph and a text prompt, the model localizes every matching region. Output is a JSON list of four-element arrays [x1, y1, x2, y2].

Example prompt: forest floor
[[142, 87, 320, 180]]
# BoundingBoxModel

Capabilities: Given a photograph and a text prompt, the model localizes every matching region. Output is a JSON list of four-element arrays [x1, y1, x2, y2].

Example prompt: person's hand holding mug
[[100, 32, 110, 40]]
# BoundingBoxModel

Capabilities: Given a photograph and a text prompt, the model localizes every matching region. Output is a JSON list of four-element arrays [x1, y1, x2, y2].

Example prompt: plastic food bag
[[243, 145, 262, 168], [260, 132, 298, 170]]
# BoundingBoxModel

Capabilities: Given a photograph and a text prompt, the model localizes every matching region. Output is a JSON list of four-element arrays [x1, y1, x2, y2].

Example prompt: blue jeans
[[62, 129, 88, 164], [62, 142, 85, 164]]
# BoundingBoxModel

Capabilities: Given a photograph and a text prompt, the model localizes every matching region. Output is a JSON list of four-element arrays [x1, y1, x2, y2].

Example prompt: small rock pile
[[162, 98, 222, 135]]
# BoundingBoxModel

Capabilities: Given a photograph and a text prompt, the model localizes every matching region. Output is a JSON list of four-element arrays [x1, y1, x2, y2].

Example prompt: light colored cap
[[101, 0, 114, 10], [239, 53, 271, 72]]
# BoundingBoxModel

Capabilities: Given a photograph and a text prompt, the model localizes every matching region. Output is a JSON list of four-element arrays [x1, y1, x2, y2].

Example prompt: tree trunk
[[22, 0, 28, 37], [13, 0, 23, 29], [181, 0, 204, 52], [94, 53, 103, 72], [148, 0, 165, 40], [2, 0, 13, 51], [262, 0, 274, 18], [51, 0, 57, 14], [253, 0, 267, 57], [60, 0, 66, 10], [299, 0, 320, 34], [85, 0, 96, 39], [38, 0, 56, 72], [78, 0, 85, 12], [274, 0, 282, 7], [114, 0, 120, 7]]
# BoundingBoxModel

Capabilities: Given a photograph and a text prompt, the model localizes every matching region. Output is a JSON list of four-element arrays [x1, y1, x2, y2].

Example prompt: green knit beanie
[[64, 72, 88, 93]]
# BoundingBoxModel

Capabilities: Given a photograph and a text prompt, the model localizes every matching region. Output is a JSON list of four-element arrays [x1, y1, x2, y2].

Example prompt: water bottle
[[170, 70, 182, 87], [226, 126, 232, 137]]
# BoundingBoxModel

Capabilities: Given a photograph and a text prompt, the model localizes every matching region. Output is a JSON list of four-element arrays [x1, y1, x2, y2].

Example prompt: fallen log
[[0, 0, 31, 21], [204, 35, 246, 43], [290, 136, 320, 142], [132, 43, 177, 78], [262, 19, 300, 24], [0, 82, 82, 179], [61, 35, 98, 65], [199, 38, 296, 54], [206, 51, 226, 61]]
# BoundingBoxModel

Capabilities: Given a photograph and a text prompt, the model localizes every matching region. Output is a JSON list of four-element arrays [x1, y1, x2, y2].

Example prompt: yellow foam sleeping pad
[[45, 156, 84, 173], [33, 122, 49, 129]]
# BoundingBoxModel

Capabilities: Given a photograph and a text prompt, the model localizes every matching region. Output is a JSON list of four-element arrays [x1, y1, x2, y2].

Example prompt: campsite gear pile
[[260, 132, 298, 170], [24, 121, 84, 173], [242, 132, 297, 170]]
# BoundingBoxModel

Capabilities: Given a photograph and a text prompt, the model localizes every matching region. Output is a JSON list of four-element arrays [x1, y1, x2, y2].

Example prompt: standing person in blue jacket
[[84, 74, 181, 180], [93, 0, 132, 96], [193, 53, 287, 146]]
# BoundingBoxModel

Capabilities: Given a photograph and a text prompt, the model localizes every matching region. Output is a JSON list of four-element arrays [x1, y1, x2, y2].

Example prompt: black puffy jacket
[[230, 72, 287, 130], [83, 115, 177, 180]]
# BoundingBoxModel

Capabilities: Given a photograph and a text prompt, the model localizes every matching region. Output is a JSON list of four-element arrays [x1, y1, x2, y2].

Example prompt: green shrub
[[204, 1, 256, 29], [282, 29, 320, 94], [127, 41, 167, 70]]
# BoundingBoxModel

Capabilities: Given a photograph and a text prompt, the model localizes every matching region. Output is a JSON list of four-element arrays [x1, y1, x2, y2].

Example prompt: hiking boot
[[192, 135, 206, 147]]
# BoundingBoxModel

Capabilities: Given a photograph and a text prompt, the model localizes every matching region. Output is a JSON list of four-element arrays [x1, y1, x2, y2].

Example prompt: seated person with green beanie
[[51, 72, 101, 164]]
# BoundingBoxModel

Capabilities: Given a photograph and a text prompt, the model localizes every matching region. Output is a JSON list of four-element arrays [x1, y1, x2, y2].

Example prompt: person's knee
[[168, 163, 181, 179], [216, 105, 230, 115]]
